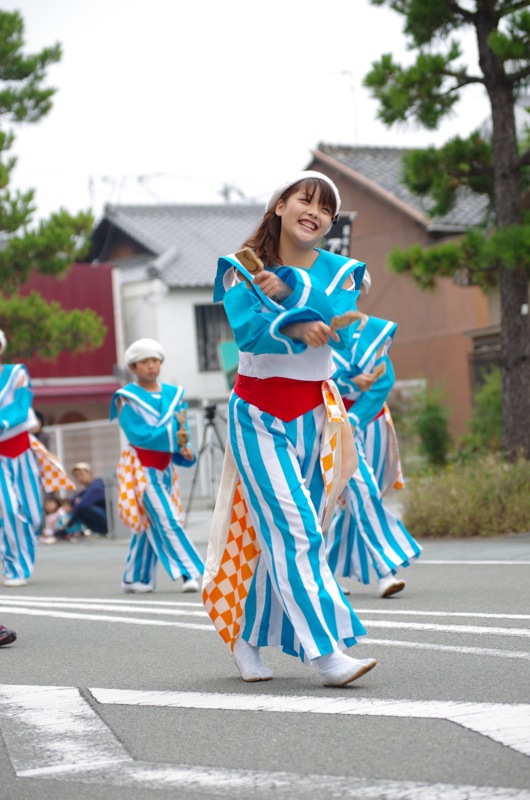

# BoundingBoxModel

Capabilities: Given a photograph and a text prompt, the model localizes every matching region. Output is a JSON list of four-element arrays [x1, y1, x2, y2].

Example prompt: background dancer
[[358, 274, 406, 498], [110, 338, 204, 594], [0, 329, 43, 587], [326, 272, 422, 597], [203, 171, 377, 687]]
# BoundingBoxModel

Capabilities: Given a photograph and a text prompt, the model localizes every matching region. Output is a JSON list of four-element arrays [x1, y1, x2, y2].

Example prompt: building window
[[195, 304, 233, 372]]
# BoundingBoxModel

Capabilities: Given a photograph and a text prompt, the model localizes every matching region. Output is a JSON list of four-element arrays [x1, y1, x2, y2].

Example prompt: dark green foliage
[[416, 389, 452, 467], [0, 10, 105, 360], [460, 368, 503, 455]]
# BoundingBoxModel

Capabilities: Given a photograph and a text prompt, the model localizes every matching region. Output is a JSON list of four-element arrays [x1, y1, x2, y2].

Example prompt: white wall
[[121, 281, 230, 405]]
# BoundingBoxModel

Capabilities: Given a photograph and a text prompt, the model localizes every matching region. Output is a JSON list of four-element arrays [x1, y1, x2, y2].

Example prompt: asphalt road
[[1, 510, 529, 800]]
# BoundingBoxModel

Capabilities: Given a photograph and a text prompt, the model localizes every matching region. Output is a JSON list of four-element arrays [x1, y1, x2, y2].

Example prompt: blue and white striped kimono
[[110, 383, 204, 588], [0, 364, 42, 581], [326, 316, 422, 584], [206, 249, 369, 663], [364, 403, 404, 495]]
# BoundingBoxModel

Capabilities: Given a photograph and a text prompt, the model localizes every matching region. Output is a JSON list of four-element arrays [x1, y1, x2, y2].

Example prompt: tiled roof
[[94, 203, 264, 289], [314, 143, 490, 230]]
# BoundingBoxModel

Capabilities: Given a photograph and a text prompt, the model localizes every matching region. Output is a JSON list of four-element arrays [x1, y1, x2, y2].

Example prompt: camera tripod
[[185, 404, 226, 517]]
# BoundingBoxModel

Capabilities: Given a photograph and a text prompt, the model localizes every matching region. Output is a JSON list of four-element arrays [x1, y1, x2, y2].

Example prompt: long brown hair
[[243, 178, 337, 267]]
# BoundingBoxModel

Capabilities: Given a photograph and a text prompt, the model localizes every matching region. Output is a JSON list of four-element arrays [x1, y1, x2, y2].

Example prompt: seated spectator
[[56, 462, 108, 537]]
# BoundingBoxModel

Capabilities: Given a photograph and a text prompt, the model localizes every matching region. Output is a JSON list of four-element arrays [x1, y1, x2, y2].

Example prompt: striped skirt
[[122, 465, 204, 587], [228, 393, 366, 663], [0, 450, 43, 580], [326, 429, 421, 584]]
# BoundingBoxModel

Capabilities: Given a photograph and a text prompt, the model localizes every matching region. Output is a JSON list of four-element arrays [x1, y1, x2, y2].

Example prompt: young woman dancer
[[110, 338, 204, 593], [326, 273, 422, 597], [0, 329, 43, 586], [0, 330, 75, 584], [203, 171, 377, 687]]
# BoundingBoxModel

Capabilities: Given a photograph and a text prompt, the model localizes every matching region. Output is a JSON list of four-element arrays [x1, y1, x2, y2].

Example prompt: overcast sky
[[5, 0, 489, 222]]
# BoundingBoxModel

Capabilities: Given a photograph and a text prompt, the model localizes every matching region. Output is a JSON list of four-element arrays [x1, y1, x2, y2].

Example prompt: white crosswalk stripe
[[1, 684, 529, 799]]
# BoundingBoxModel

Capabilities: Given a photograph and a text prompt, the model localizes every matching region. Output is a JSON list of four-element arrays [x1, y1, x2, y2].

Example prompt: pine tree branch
[[445, 1, 476, 23], [498, 1, 530, 18], [442, 69, 485, 86], [506, 63, 530, 83]]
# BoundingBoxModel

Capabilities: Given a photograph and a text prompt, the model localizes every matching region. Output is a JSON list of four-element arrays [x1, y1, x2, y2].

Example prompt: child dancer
[[110, 338, 204, 593], [203, 171, 377, 687], [326, 272, 422, 597]]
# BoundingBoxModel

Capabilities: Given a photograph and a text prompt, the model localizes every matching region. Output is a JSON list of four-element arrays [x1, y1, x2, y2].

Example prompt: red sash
[[0, 431, 31, 458], [133, 446, 171, 471], [342, 397, 385, 423], [234, 374, 324, 422]]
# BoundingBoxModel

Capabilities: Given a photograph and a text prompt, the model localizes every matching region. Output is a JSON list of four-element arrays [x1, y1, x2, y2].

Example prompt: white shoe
[[182, 578, 200, 593], [232, 637, 273, 682], [3, 577, 27, 587], [121, 581, 153, 593], [378, 573, 405, 598], [313, 651, 377, 687]]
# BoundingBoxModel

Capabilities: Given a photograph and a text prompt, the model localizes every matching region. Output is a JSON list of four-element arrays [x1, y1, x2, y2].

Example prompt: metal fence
[[45, 404, 228, 538]]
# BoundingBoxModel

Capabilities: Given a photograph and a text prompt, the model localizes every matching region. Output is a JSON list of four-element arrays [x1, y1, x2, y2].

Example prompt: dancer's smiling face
[[275, 181, 335, 249]]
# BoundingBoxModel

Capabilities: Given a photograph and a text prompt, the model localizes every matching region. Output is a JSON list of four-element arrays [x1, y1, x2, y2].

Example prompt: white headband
[[124, 338, 165, 366], [265, 170, 341, 223], [0, 330, 6, 355]]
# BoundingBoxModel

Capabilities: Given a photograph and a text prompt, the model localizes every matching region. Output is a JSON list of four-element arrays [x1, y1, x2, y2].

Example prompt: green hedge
[[402, 455, 530, 537]]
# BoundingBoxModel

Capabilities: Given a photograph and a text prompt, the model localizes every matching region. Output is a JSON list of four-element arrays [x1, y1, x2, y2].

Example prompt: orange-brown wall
[[324, 168, 490, 438]]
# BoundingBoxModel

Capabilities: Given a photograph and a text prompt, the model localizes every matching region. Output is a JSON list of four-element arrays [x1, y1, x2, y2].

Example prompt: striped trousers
[[229, 393, 367, 663], [363, 414, 388, 492], [122, 466, 204, 587], [326, 429, 421, 584], [0, 451, 43, 580]]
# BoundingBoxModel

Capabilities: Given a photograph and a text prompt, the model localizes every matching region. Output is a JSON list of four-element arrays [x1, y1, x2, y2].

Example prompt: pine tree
[[364, 0, 530, 460], [0, 10, 105, 360]]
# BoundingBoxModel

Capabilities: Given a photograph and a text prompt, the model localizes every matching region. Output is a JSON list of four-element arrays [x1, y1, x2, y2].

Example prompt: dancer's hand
[[353, 373, 376, 392], [281, 320, 339, 346], [253, 271, 292, 301], [177, 430, 189, 446], [179, 446, 194, 461]]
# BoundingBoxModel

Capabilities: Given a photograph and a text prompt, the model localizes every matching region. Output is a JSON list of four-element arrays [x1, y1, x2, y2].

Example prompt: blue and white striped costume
[[364, 403, 404, 495], [205, 249, 369, 663], [0, 364, 42, 581], [110, 383, 204, 588], [326, 316, 422, 584]]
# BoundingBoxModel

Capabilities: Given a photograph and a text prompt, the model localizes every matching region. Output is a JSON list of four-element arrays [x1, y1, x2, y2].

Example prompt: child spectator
[[41, 494, 61, 543], [54, 498, 86, 541]]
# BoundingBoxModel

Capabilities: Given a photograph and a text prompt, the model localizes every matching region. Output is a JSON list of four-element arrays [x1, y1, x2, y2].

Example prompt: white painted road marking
[[3, 596, 530, 661], [2, 597, 530, 636], [4, 596, 530, 621], [91, 687, 530, 758], [1, 685, 530, 799], [419, 560, 530, 565]]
